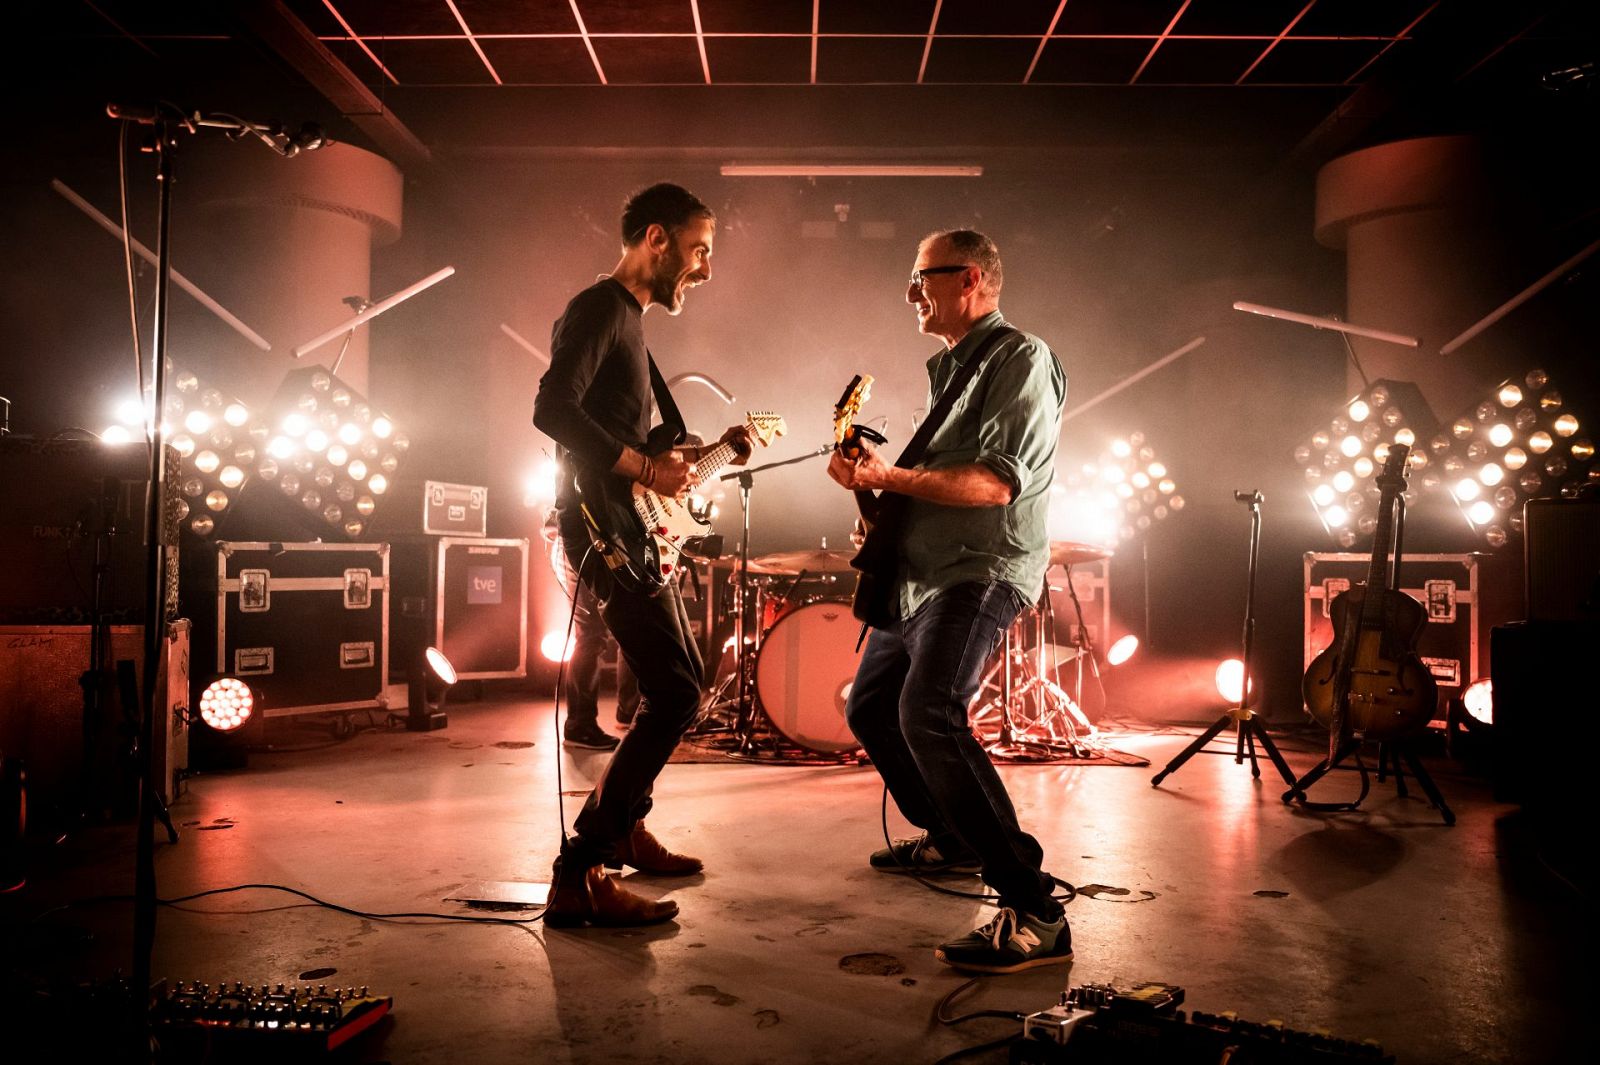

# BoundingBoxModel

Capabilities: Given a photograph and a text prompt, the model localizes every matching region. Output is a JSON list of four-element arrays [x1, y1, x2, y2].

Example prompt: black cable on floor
[[28, 883, 548, 927], [880, 786, 1077, 905]]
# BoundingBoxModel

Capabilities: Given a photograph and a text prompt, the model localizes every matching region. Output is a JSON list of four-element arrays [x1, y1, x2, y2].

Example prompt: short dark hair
[[924, 228, 1002, 297], [621, 183, 714, 246]]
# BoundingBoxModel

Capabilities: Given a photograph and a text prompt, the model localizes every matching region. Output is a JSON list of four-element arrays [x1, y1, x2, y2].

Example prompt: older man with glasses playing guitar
[[828, 228, 1070, 974]]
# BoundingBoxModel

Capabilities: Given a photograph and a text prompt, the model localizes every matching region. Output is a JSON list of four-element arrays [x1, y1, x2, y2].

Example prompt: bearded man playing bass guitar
[[826, 229, 1069, 973], [533, 183, 752, 927]]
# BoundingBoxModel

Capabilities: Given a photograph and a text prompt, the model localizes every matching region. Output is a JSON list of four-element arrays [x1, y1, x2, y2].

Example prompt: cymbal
[[733, 556, 803, 575], [752, 548, 859, 572], [1050, 540, 1113, 567]]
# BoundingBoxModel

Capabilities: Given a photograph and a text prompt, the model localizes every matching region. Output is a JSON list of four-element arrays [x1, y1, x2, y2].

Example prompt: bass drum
[[755, 599, 863, 754]]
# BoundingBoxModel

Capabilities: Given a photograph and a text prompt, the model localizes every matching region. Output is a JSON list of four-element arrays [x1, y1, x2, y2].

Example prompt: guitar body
[[574, 412, 787, 596], [1303, 580, 1437, 741]]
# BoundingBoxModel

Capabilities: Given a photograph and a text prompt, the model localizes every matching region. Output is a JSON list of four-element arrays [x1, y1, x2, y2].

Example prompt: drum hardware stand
[[975, 596, 1096, 762], [1152, 490, 1296, 788], [1057, 563, 1106, 739], [695, 445, 833, 755]]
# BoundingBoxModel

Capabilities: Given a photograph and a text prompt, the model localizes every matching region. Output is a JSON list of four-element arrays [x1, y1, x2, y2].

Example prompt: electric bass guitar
[[576, 411, 786, 594], [833, 375, 897, 628], [1301, 443, 1436, 759]]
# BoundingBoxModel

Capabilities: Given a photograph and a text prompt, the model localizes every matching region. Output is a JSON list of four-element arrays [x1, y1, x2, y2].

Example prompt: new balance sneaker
[[934, 907, 1073, 974], [563, 722, 620, 751], [868, 833, 982, 875]]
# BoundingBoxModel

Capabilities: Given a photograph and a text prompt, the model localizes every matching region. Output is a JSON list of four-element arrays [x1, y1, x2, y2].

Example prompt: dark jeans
[[845, 579, 1062, 920], [560, 520, 703, 866]]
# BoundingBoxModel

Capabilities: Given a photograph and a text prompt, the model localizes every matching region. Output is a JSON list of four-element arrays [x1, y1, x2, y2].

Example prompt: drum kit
[[692, 538, 1114, 763]]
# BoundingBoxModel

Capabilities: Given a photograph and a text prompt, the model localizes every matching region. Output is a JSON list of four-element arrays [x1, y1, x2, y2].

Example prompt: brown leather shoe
[[544, 855, 678, 928], [607, 821, 704, 876]]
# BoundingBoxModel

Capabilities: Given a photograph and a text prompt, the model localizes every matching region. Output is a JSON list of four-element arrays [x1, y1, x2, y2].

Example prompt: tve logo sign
[[467, 566, 503, 605]]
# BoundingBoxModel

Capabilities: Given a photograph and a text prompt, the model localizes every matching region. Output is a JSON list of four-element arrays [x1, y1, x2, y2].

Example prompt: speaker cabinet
[[1524, 497, 1600, 622]]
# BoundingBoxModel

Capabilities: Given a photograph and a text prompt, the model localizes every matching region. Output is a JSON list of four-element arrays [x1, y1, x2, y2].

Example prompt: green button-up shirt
[[896, 310, 1067, 620]]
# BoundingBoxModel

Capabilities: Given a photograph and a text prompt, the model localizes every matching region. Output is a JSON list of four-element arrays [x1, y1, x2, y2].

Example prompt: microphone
[[1234, 489, 1264, 505]]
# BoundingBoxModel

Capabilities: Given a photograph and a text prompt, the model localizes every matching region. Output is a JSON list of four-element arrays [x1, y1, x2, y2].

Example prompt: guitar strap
[[849, 325, 1019, 636], [645, 351, 687, 451], [889, 325, 1019, 470]]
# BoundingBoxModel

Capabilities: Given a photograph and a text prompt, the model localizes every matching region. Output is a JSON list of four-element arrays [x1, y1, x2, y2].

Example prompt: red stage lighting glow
[[1215, 658, 1248, 704], [1463, 677, 1493, 726], [1107, 635, 1139, 666], [540, 631, 576, 663]]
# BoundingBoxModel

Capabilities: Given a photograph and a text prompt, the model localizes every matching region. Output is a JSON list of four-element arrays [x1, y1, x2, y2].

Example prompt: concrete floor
[[2, 695, 1582, 1064]]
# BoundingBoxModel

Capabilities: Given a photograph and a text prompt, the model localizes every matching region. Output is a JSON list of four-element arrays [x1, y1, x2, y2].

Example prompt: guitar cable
[[551, 542, 597, 851], [880, 787, 1077, 907]]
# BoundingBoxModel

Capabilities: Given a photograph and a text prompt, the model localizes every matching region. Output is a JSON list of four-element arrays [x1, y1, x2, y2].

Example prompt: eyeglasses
[[908, 264, 972, 290]]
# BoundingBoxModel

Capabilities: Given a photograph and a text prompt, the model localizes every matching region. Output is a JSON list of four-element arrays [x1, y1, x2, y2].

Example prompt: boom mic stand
[[106, 99, 326, 1059], [1152, 490, 1296, 788]]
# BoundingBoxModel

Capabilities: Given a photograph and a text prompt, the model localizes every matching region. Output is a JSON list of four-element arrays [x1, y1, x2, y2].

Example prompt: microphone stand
[[106, 99, 321, 1059], [1151, 490, 1296, 789], [717, 445, 832, 750]]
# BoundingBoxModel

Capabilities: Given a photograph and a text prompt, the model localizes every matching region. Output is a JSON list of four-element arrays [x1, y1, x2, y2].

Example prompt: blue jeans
[[846, 580, 1062, 920]]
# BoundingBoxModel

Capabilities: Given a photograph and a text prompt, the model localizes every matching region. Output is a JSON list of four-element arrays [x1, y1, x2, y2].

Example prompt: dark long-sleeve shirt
[[532, 278, 651, 512]]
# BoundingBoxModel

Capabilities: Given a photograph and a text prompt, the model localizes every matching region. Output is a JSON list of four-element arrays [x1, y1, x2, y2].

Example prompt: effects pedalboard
[[1012, 981, 1395, 1064], [152, 979, 392, 1056]]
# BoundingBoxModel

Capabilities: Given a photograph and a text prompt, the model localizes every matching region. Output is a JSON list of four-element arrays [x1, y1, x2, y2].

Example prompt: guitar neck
[[682, 419, 761, 482]]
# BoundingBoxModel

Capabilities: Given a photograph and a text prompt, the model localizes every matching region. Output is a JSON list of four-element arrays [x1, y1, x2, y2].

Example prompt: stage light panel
[[1437, 369, 1595, 547], [1294, 379, 1437, 549], [259, 366, 406, 540], [1053, 432, 1181, 547], [102, 363, 265, 540]]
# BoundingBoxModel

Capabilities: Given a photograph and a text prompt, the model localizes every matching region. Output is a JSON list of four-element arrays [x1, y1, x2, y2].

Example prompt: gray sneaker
[[868, 833, 981, 875], [934, 907, 1073, 974]]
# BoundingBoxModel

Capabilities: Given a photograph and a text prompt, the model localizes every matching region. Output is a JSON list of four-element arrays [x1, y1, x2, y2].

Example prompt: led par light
[[103, 364, 264, 540], [259, 367, 407, 540], [1052, 432, 1183, 548], [1432, 369, 1595, 547], [1293, 379, 1438, 549]]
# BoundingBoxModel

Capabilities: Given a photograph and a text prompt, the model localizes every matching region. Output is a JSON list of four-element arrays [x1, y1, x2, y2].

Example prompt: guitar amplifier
[[0, 436, 180, 624], [185, 542, 390, 719], [1303, 552, 1523, 727]]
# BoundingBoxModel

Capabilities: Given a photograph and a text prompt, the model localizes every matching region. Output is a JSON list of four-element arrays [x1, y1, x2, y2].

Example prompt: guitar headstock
[[834, 374, 874, 444], [1376, 443, 1411, 494], [745, 411, 787, 447]]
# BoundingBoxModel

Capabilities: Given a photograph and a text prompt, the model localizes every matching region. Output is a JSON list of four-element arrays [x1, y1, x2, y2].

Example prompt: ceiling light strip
[[321, 0, 399, 85], [719, 164, 982, 177], [1023, 0, 1070, 84], [1235, 0, 1315, 85], [1345, 1, 1439, 85], [689, 0, 711, 83], [811, 0, 820, 84], [1129, 0, 1191, 85], [445, 0, 501, 84], [568, 0, 608, 85], [917, 0, 944, 84]]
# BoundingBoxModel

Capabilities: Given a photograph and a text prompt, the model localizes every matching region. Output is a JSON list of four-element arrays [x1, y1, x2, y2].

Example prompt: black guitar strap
[[891, 325, 1019, 469], [646, 352, 687, 450]]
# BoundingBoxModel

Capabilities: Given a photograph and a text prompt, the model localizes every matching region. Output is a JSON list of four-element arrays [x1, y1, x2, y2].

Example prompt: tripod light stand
[[1151, 490, 1296, 788]]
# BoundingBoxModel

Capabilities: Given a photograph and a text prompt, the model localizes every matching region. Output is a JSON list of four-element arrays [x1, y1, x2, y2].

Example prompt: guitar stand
[[1152, 490, 1297, 789], [1283, 738, 1455, 826]]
